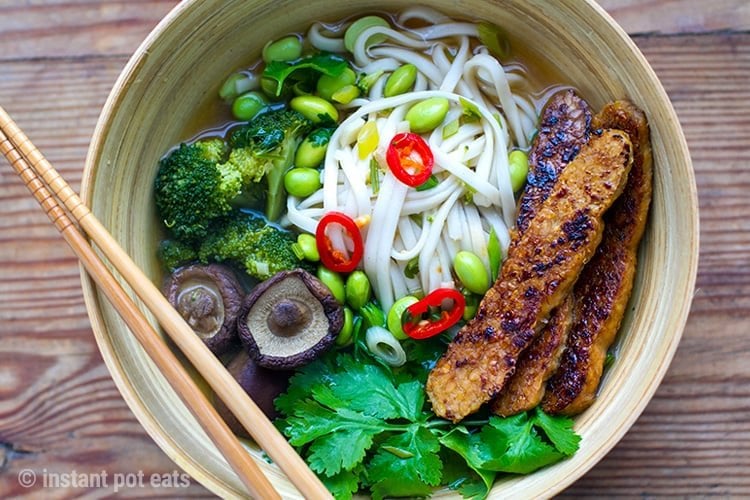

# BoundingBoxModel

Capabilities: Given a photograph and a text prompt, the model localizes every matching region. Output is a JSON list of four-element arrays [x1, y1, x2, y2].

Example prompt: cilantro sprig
[[275, 351, 580, 499]]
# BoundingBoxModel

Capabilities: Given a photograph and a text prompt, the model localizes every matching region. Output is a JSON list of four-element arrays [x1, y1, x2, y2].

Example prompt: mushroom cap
[[164, 263, 244, 356], [238, 269, 343, 369]]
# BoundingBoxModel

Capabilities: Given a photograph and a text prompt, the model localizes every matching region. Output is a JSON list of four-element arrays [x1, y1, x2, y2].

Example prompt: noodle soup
[[152, 7, 599, 498]]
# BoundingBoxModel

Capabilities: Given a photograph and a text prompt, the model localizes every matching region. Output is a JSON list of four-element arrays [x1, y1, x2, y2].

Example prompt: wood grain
[[1, 1, 749, 498]]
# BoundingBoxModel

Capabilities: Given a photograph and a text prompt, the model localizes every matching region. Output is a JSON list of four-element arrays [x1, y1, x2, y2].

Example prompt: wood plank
[[598, 0, 750, 34], [0, 1, 176, 60], [0, 1, 748, 62], [0, 57, 214, 498]]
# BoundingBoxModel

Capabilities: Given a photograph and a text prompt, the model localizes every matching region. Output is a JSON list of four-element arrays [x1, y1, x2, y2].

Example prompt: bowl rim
[[80, 0, 699, 497]]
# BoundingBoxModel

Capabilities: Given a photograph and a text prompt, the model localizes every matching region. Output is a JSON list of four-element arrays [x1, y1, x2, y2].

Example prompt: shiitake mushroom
[[213, 349, 292, 437], [164, 263, 244, 356], [238, 269, 342, 369]]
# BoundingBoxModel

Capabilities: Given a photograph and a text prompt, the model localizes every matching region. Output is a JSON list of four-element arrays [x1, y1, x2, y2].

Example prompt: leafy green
[[532, 407, 581, 455], [440, 449, 495, 500], [263, 52, 349, 97], [321, 469, 360, 500], [440, 411, 579, 476], [369, 428, 442, 500], [275, 351, 581, 499]]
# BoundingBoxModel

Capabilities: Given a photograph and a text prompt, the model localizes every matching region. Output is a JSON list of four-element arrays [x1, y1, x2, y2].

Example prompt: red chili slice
[[385, 132, 434, 187], [402, 288, 466, 340], [315, 211, 364, 273]]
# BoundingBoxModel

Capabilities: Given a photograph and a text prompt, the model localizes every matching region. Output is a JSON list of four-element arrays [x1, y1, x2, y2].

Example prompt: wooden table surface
[[1, 1, 748, 498]]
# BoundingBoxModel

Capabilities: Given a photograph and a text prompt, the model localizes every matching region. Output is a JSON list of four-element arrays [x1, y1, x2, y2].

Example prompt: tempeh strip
[[543, 100, 653, 415], [513, 89, 592, 235], [491, 90, 591, 416], [492, 295, 574, 416], [427, 129, 634, 422]]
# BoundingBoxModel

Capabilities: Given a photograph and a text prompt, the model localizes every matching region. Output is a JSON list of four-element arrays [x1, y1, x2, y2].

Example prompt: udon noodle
[[284, 7, 538, 310]]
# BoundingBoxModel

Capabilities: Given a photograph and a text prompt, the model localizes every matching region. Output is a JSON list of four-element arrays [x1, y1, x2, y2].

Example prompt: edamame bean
[[284, 168, 321, 198], [262, 35, 303, 63], [387, 295, 419, 340], [316, 67, 356, 101], [344, 16, 390, 52], [454, 251, 490, 295], [384, 64, 417, 97], [317, 266, 346, 304], [290, 95, 339, 124], [336, 307, 354, 346], [509, 149, 529, 192], [231, 91, 267, 121], [331, 84, 360, 104], [296, 233, 319, 262], [405, 97, 450, 134], [295, 128, 332, 168], [345, 271, 371, 311]]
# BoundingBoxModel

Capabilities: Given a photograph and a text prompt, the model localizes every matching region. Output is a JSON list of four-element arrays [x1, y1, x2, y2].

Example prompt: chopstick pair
[[0, 106, 332, 500]]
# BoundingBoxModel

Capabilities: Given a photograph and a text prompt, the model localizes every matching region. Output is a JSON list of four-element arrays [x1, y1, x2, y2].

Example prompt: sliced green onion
[[459, 96, 482, 122], [365, 326, 406, 367], [415, 174, 439, 192], [357, 70, 384, 93], [369, 158, 381, 195], [442, 118, 459, 139], [488, 227, 502, 283], [477, 22, 511, 59], [404, 257, 420, 279], [344, 16, 390, 52], [291, 242, 306, 260]]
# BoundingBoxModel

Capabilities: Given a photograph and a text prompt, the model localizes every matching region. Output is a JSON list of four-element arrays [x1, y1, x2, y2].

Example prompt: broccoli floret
[[158, 239, 198, 271], [197, 210, 309, 280], [227, 109, 313, 221], [153, 138, 238, 242]]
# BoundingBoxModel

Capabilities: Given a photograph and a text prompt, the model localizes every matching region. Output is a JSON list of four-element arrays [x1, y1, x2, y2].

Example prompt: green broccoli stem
[[265, 162, 289, 222], [265, 138, 302, 221]]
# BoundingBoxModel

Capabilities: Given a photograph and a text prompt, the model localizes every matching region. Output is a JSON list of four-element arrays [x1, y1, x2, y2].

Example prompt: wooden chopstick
[[0, 128, 281, 500], [0, 107, 332, 500]]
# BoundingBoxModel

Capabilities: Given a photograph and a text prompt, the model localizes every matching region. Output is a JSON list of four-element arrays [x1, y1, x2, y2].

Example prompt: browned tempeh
[[514, 89, 592, 235], [491, 90, 592, 417], [426, 129, 634, 422], [543, 100, 653, 415], [492, 295, 574, 416]]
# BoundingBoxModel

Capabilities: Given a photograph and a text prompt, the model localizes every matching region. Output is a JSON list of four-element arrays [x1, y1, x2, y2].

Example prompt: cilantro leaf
[[532, 407, 581, 455], [440, 426, 496, 476], [440, 414, 565, 475], [307, 426, 378, 476], [274, 350, 582, 499], [279, 399, 382, 447], [440, 448, 495, 500], [274, 357, 332, 415], [367, 427, 442, 499], [326, 355, 420, 420], [482, 415, 563, 474], [321, 469, 360, 500]]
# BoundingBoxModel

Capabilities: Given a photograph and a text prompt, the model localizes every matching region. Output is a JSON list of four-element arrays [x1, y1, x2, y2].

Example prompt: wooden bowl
[[80, 0, 698, 497]]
